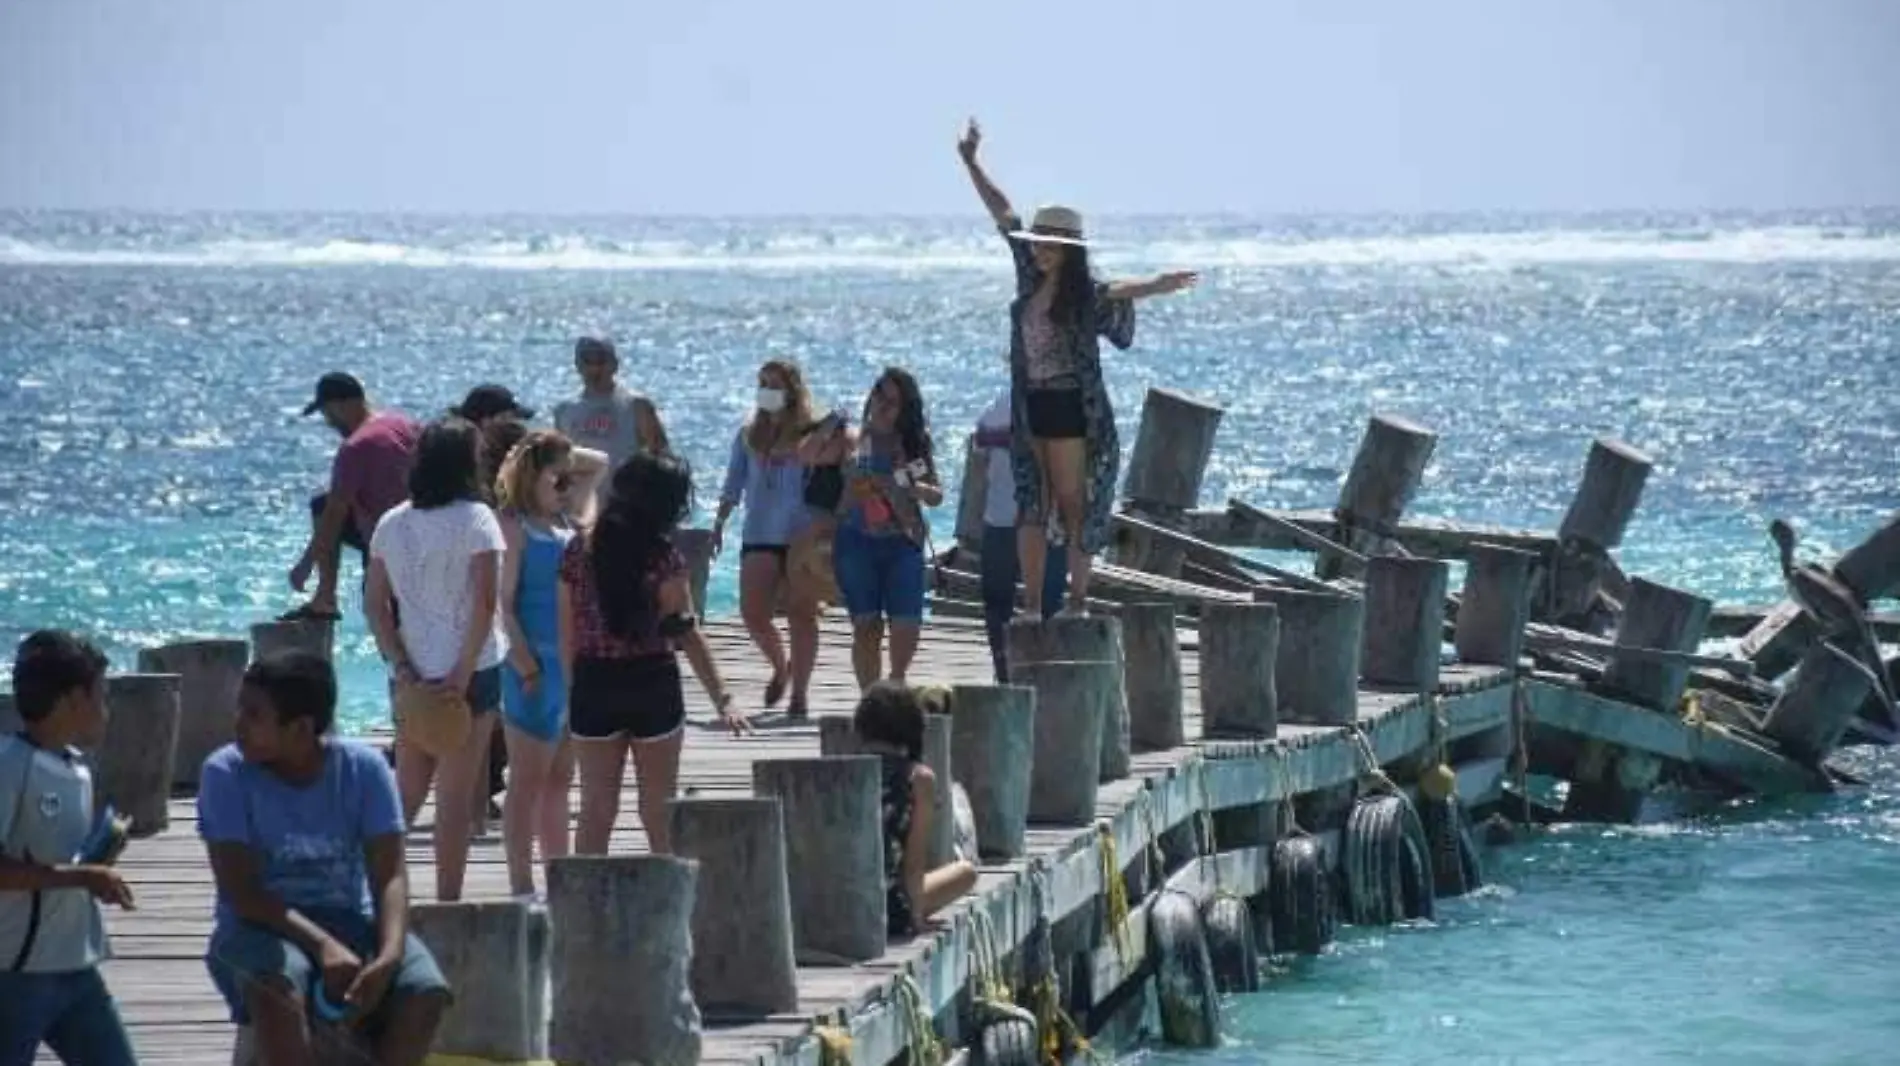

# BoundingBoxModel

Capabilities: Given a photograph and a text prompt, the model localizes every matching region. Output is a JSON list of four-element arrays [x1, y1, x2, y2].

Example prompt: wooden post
[[1832, 512, 1900, 604], [1361, 556, 1450, 692], [1739, 600, 1816, 680], [955, 438, 989, 554], [1557, 438, 1654, 551], [248, 619, 334, 664], [1014, 661, 1111, 825], [1454, 542, 1538, 667], [947, 683, 1035, 859], [1122, 388, 1226, 512], [1321, 413, 1437, 579], [1108, 520, 1186, 579], [547, 855, 700, 1066], [1761, 641, 1878, 764], [137, 639, 248, 791], [1007, 616, 1129, 781], [96, 674, 183, 837], [673, 528, 715, 615], [1600, 577, 1713, 712], [667, 797, 798, 1016], [1120, 602, 1184, 750], [818, 713, 956, 868], [1253, 587, 1363, 726], [751, 756, 886, 962], [410, 901, 550, 1062], [1199, 603, 1279, 738]]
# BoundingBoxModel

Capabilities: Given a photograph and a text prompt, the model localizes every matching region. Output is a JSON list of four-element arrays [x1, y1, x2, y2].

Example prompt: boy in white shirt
[[974, 390, 1069, 681]]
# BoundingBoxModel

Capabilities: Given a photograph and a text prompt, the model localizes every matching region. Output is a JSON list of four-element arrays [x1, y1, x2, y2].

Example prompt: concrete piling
[[1254, 587, 1363, 726], [410, 900, 550, 1062], [1015, 660, 1112, 825], [1009, 615, 1129, 781], [247, 619, 335, 664], [1361, 556, 1451, 692], [1454, 542, 1538, 667], [1120, 601, 1185, 750], [547, 855, 701, 1066], [667, 797, 799, 1016], [97, 674, 183, 836], [947, 683, 1035, 859], [1198, 602, 1279, 738], [752, 756, 888, 961], [137, 638, 248, 790]]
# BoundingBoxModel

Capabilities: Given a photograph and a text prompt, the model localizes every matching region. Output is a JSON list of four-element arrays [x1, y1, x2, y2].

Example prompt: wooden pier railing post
[[751, 756, 887, 962], [98, 674, 183, 836], [1121, 602, 1185, 750], [1361, 557, 1451, 692], [547, 855, 701, 1066], [1454, 542, 1538, 667], [1008, 616, 1130, 781], [1761, 641, 1878, 764], [1254, 587, 1363, 726], [948, 683, 1036, 859], [137, 639, 247, 791], [1321, 413, 1438, 580], [1123, 388, 1226, 513], [1832, 512, 1900, 604], [668, 797, 799, 1015], [674, 528, 715, 615], [1536, 437, 1653, 628], [819, 712, 956, 867], [248, 618, 335, 664], [410, 900, 550, 1063], [1600, 577, 1713, 712], [1199, 603, 1279, 738], [1015, 661, 1112, 825]]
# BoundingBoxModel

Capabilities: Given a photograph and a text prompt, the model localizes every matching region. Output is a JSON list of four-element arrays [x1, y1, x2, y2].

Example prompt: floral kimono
[[1000, 219, 1136, 554]]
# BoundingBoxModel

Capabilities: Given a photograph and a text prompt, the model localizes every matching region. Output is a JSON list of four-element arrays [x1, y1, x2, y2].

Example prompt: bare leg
[[918, 860, 979, 921], [371, 988, 451, 1066], [1019, 439, 1054, 615], [630, 730, 685, 854], [739, 551, 789, 705], [539, 739, 575, 878], [851, 617, 885, 691], [1044, 438, 1089, 609], [430, 712, 493, 902], [245, 979, 313, 1066], [501, 723, 559, 896], [395, 739, 436, 830], [470, 732, 493, 838], [787, 598, 820, 712], [888, 621, 922, 683], [574, 739, 629, 855]]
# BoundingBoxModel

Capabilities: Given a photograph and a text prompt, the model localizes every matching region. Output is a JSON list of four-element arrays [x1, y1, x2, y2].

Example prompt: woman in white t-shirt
[[365, 416, 509, 903]]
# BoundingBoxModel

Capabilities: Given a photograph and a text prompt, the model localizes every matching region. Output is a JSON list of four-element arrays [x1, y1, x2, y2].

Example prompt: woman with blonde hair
[[712, 359, 823, 718], [492, 429, 607, 901]]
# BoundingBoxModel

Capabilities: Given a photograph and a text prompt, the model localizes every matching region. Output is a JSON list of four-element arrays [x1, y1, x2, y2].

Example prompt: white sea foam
[[1, 226, 1897, 271]]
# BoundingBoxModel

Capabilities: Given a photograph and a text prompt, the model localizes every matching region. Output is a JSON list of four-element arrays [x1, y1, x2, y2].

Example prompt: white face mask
[[756, 387, 786, 413]]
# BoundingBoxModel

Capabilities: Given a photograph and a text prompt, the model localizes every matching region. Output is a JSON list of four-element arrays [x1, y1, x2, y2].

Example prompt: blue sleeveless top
[[514, 520, 572, 652]]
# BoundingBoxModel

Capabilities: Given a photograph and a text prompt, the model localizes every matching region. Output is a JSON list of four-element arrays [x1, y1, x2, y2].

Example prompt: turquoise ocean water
[[2, 210, 1896, 1061]]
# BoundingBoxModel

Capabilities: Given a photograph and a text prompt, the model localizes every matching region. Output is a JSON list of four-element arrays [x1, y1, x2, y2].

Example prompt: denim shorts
[[0, 968, 137, 1066], [206, 907, 451, 1028], [833, 523, 926, 624]]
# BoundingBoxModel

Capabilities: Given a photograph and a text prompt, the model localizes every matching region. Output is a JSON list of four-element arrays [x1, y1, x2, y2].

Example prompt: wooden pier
[[32, 387, 1897, 1066]]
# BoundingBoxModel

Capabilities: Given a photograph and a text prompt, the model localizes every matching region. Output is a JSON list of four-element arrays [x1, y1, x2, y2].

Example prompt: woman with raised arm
[[957, 119, 1199, 615]]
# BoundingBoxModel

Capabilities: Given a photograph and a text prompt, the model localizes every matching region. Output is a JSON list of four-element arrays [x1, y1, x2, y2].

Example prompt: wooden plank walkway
[[66, 616, 1058, 1064]]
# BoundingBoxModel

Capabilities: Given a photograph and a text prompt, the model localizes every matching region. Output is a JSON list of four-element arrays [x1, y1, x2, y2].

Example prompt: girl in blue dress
[[495, 429, 607, 900]]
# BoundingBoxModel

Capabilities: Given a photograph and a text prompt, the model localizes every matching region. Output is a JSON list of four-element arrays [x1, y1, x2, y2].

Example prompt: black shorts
[[569, 655, 686, 742], [1026, 388, 1087, 439], [742, 543, 788, 564]]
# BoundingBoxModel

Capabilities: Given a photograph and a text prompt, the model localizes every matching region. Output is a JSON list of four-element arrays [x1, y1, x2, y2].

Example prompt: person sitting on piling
[[956, 118, 1198, 616], [974, 381, 1068, 681], [561, 452, 752, 857], [853, 681, 977, 936], [0, 631, 138, 1066], [198, 652, 450, 1066], [284, 371, 420, 623]]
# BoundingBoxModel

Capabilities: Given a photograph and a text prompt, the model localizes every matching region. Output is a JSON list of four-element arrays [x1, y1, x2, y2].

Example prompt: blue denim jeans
[[980, 523, 1069, 682], [0, 967, 139, 1066]]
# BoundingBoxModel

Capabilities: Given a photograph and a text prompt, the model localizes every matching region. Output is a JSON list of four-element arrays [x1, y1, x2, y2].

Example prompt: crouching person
[[1, 631, 139, 1066], [199, 652, 450, 1066]]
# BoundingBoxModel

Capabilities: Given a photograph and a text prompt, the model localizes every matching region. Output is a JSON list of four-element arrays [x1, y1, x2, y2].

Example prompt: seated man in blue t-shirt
[[197, 652, 450, 1066]]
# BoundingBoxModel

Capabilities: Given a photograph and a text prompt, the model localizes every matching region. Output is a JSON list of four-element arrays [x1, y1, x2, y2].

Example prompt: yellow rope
[[813, 1022, 853, 1066], [966, 906, 1011, 1004], [896, 972, 944, 1066], [1095, 821, 1132, 962]]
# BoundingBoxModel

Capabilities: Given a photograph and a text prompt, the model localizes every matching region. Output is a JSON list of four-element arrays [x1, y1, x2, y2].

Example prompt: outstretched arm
[[958, 119, 1016, 227], [1103, 271, 1200, 302]]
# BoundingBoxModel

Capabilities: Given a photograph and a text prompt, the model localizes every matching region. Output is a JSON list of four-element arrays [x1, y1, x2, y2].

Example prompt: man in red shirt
[[284, 373, 421, 621]]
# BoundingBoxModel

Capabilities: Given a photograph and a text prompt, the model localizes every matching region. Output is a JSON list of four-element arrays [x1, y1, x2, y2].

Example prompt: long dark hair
[[478, 416, 530, 506], [590, 452, 693, 639], [409, 417, 484, 510], [853, 680, 925, 763], [1048, 244, 1095, 326], [864, 367, 934, 476]]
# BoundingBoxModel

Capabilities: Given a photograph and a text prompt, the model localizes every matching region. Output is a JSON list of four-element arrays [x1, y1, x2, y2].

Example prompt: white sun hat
[[1010, 204, 1089, 247]]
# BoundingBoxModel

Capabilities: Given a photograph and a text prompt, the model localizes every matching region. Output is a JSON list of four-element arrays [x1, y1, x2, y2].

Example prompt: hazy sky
[[3, 0, 1896, 214]]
